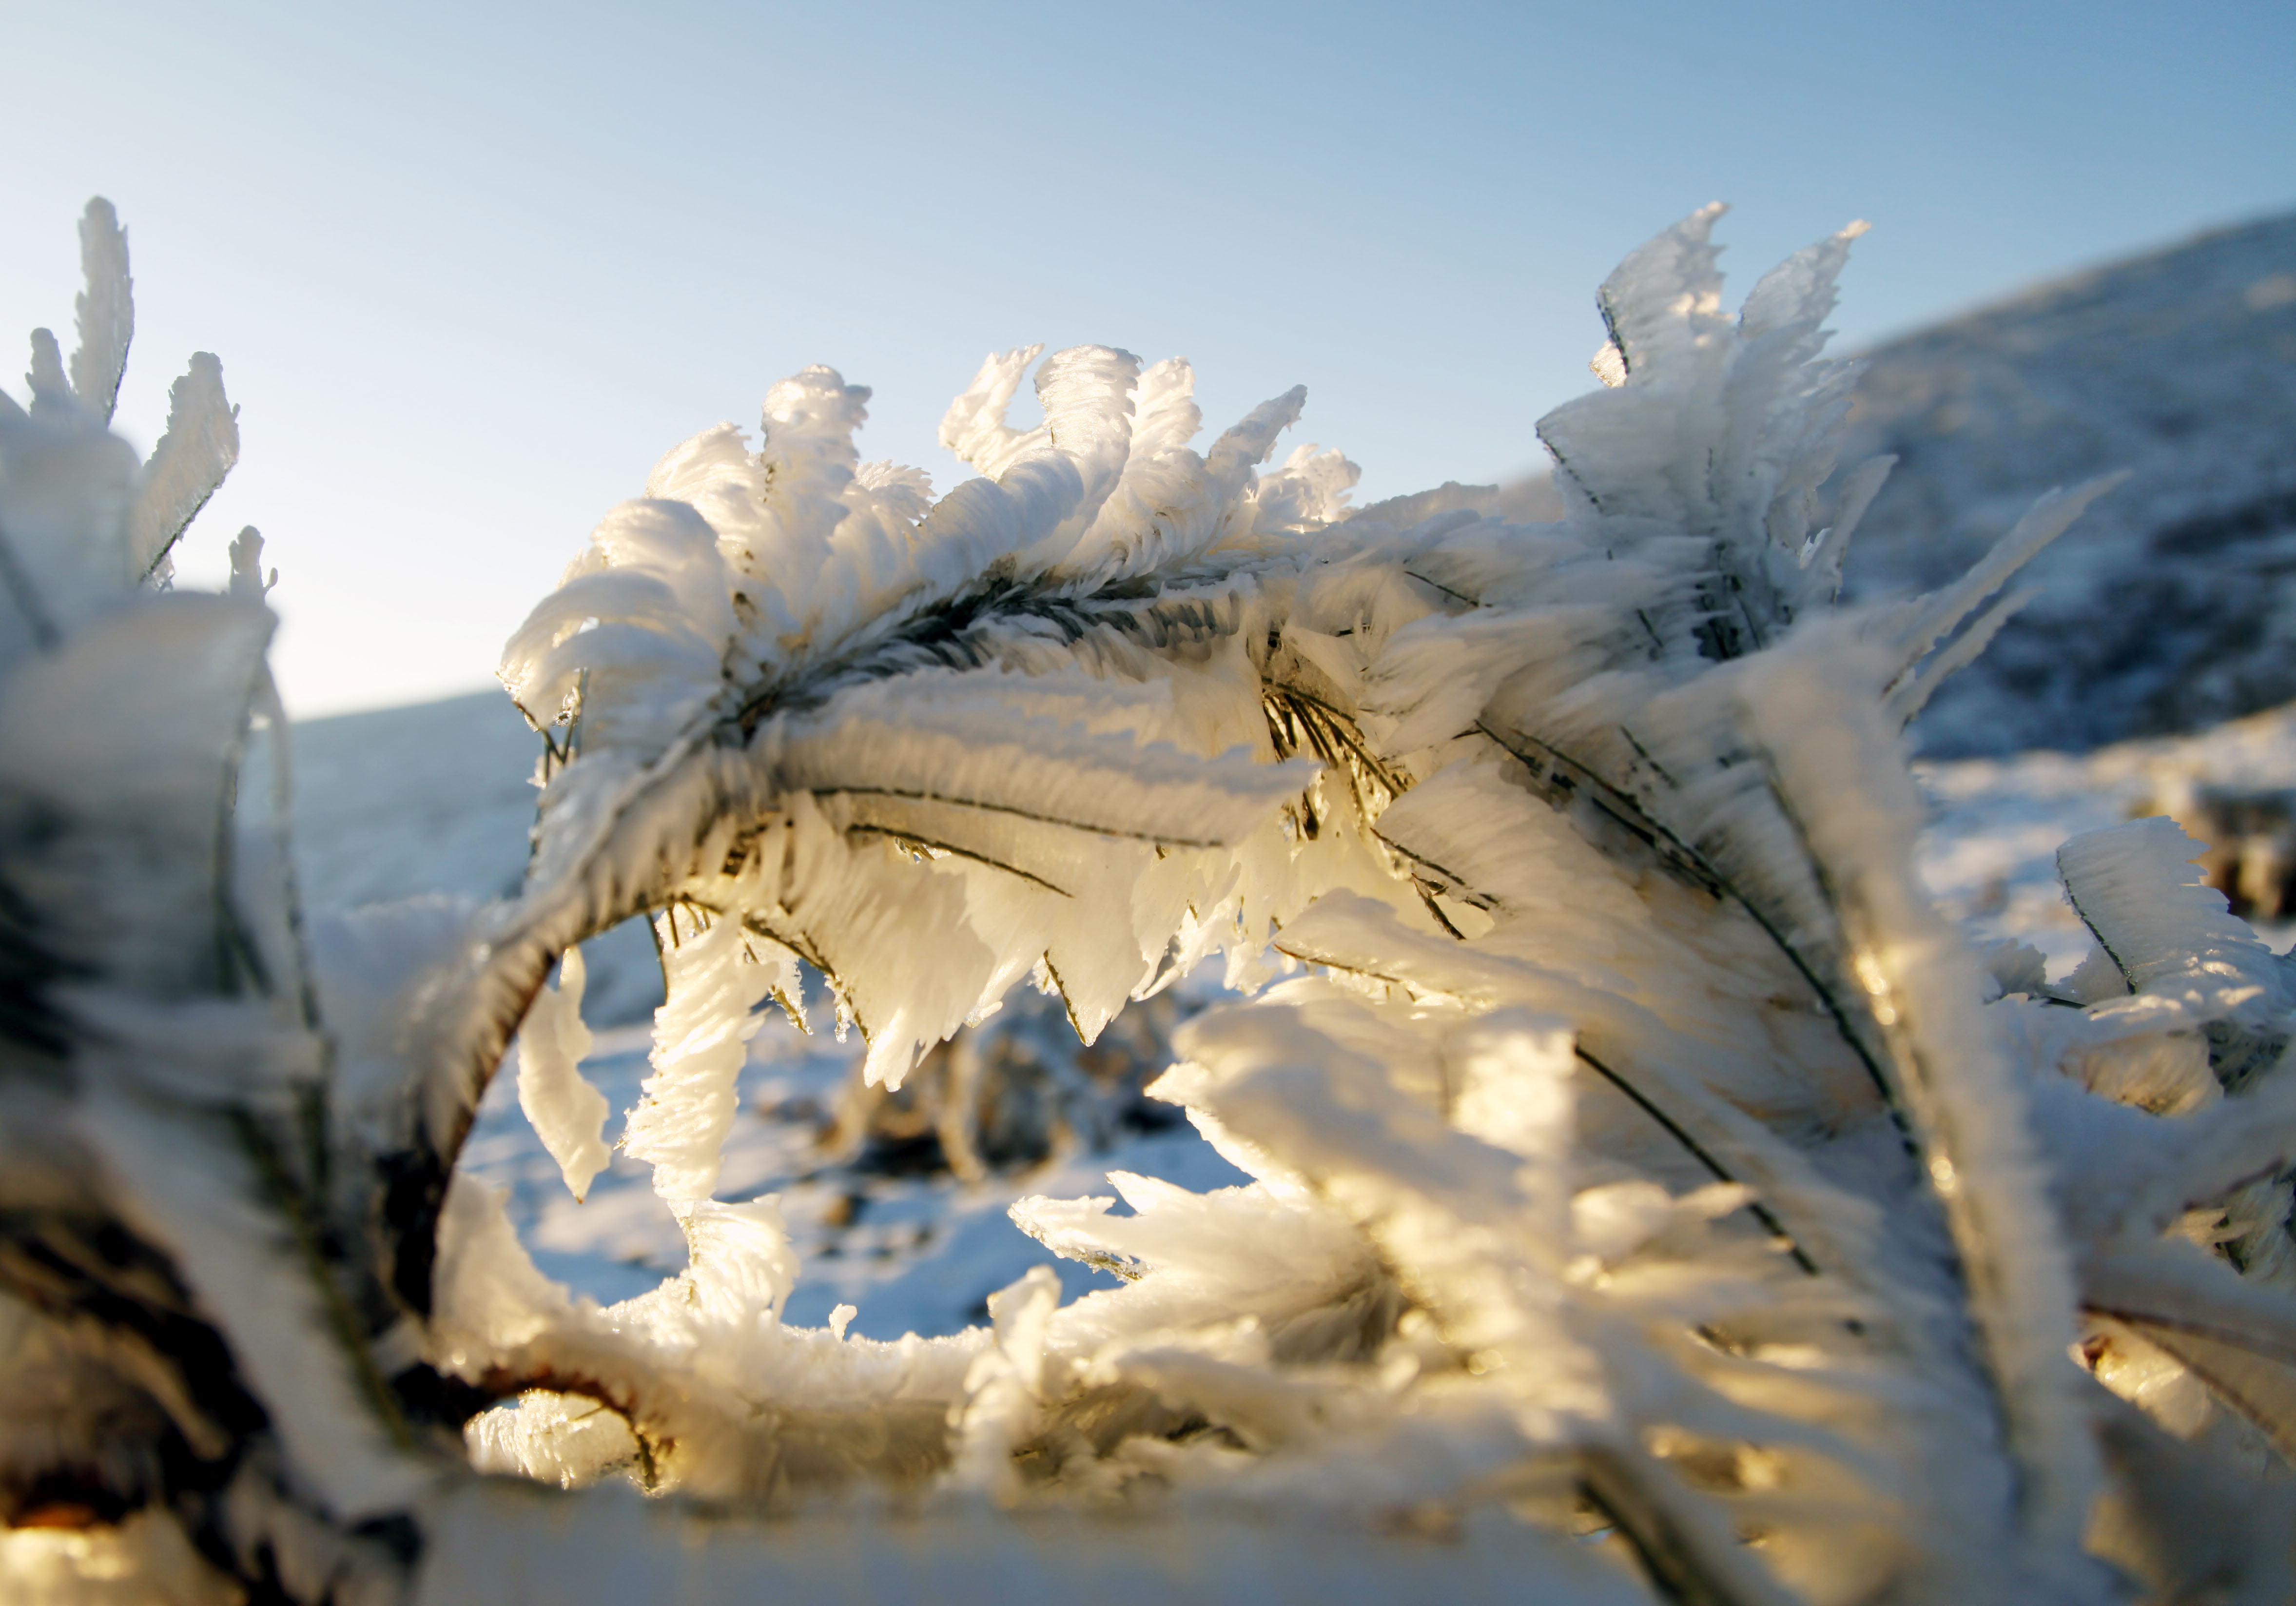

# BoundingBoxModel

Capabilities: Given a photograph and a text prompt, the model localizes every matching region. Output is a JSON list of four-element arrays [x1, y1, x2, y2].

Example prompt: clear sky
[[5, 0, 2292, 717]]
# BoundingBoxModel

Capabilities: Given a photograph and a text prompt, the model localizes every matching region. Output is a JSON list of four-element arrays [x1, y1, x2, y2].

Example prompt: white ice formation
[[6, 197, 2296, 1606]]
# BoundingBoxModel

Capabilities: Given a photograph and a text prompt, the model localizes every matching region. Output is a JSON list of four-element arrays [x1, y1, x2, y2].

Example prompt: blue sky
[[5, 0, 2292, 715]]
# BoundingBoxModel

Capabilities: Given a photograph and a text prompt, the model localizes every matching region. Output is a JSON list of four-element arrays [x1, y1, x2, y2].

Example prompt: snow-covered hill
[[283, 690, 668, 1024], [1834, 210, 2296, 755], [1371, 216, 2296, 755]]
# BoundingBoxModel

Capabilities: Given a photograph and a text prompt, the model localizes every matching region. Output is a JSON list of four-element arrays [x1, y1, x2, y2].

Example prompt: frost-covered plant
[[0, 203, 422, 1598], [7, 196, 2296, 1606]]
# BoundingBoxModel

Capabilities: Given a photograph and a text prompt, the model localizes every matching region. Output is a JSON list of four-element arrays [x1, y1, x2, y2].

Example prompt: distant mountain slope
[[286, 689, 535, 909], [1834, 210, 2296, 755], [283, 690, 667, 1022]]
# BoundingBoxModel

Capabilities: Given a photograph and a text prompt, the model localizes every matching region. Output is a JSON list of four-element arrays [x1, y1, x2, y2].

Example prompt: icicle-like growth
[[11, 196, 2296, 1606], [513, 948, 610, 1201]]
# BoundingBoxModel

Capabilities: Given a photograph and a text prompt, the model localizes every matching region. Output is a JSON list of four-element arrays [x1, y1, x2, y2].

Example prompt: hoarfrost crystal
[[6, 195, 2293, 1606]]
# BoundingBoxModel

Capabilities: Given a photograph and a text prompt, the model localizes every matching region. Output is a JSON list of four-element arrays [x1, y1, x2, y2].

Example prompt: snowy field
[[1914, 703, 2296, 968], [457, 1005, 1252, 1337], [285, 687, 2296, 1343]]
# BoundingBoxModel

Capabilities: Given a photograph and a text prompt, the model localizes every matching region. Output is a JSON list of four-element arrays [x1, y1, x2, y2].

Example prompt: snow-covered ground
[[460, 1002, 1250, 1339], [1915, 702, 2296, 971], [286, 685, 2296, 1343]]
